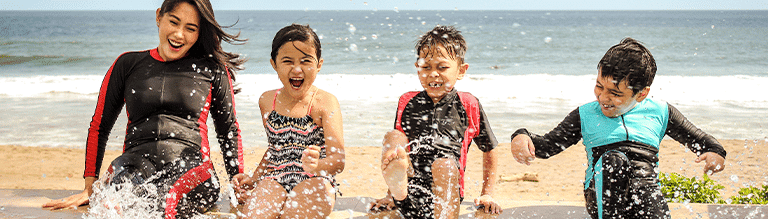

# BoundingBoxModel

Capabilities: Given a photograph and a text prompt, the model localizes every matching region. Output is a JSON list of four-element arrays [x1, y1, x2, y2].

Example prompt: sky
[[1, 0, 766, 11]]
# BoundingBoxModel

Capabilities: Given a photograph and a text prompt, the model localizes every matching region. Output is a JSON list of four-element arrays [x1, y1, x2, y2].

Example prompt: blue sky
[[1, 0, 766, 11]]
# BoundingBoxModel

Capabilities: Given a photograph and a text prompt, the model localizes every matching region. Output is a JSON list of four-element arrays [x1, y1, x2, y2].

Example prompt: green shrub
[[659, 172, 724, 203], [728, 185, 768, 205]]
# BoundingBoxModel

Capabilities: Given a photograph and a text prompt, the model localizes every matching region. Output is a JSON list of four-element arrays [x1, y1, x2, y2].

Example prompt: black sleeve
[[665, 103, 727, 158], [474, 101, 498, 152], [209, 67, 244, 179], [511, 108, 582, 159], [84, 53, 129, 178]]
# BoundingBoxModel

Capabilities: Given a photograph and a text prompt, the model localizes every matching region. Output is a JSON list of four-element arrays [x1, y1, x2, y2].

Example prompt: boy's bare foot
[[382, 146, 409, 200]]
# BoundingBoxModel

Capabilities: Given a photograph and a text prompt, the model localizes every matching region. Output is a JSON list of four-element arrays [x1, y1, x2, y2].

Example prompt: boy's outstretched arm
[[475, 147, 502, 214], [665, 104, 727, 174], [510, 108, 583, 165]]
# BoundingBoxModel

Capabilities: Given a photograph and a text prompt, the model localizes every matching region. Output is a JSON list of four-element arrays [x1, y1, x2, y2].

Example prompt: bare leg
[[381, 130, 410, 201], [280, 177, 336, 219], [432, 158, 461, 219], [240, 179, 287, 219]]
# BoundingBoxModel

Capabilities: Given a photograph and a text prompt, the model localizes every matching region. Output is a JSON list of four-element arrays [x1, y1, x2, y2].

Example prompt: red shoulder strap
[[457, 92, 480, 139], [395, 91, 420, 133]]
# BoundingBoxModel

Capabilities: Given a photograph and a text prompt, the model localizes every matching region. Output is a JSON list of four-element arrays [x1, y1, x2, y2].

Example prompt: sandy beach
[[1, 139, 766, 218]]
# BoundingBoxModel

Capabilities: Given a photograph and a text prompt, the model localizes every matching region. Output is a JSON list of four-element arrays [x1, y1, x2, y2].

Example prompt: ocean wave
[[0, 54, 90, 67], [1, 74, 767, 105]]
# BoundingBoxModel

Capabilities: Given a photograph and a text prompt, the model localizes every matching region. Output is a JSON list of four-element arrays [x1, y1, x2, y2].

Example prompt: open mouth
[[428, 81, 443, 88], [289, 78, 304, 88], [169, 39, 184, 49]]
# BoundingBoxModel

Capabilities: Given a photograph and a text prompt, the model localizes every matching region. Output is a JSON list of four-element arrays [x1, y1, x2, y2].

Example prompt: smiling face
[[416, 45, 468, 103], [155, 2, 200, 62], [270, 40, 323, 98], [594, 69, 650, 117]]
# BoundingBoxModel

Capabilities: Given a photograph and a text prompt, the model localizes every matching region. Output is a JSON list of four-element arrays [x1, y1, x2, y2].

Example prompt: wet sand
[[1, 139, 766, 218]]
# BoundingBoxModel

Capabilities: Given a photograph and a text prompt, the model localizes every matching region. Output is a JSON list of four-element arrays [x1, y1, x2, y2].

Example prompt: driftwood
[[498, 172, 539, 182]]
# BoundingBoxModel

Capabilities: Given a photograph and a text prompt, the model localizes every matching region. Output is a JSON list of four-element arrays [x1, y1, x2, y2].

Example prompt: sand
[[1, 139, 766, 218]]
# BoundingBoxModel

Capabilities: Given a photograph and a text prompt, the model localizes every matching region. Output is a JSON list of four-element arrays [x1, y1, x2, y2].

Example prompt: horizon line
[[2, 9, 767, 11]]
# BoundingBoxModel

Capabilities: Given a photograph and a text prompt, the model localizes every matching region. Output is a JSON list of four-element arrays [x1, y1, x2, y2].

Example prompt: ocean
[[1, 10, 767, 150]]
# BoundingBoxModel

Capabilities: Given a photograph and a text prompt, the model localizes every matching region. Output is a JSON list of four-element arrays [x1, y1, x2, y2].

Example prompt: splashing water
[[406, 136, 437, 156], [83, 174, 163, 219], [84, 170, 217, 219], [347, 24, 356, 35]]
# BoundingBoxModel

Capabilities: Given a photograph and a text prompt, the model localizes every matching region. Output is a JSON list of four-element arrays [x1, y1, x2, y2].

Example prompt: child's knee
[[431, 158, 459, 181], [383, 130, 407, 145]]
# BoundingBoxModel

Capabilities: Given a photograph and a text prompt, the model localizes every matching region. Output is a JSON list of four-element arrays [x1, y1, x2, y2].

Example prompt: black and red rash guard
[[84, 48, 244, 179]]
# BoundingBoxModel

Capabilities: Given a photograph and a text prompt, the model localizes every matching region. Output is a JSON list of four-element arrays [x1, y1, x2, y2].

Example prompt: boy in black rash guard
[[42, 0, 246, 218], [371, 25, 502, 218], [510, 38, 726, 219]]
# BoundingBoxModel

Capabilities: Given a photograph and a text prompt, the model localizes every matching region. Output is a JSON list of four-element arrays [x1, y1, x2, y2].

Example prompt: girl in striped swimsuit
[[232, 24, 345, 219]]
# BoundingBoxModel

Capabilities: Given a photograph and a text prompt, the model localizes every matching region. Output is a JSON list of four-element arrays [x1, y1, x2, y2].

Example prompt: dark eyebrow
[[169, 14, 199, 29], [302, 55, 316, 61], [597, 80, 623, 95]]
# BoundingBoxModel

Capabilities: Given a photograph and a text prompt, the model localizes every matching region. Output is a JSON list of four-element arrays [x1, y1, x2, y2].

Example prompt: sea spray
[[83, 172, 163, 219], [83, 170, 218, 219]]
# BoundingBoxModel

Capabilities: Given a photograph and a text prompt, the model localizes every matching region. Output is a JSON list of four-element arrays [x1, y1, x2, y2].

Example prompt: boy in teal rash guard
[[510, 38, 726, 219]]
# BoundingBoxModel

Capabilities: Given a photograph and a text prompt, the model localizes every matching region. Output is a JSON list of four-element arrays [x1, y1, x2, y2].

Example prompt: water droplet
[[348, 24, 356, 34], [349, 44, 358, 52], [544, 37, 553, 43], [730, 175, 739, 182]]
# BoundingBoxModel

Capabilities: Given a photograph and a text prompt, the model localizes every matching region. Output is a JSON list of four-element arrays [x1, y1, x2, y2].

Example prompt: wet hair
[[415, 25, 467, 64], [270, 24, 322, 62], [159, 0, 246, 80], [598, 37, 657, 95]]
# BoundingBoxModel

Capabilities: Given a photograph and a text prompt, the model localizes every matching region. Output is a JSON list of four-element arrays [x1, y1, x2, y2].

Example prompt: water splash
[[83, 174, 163, 219]]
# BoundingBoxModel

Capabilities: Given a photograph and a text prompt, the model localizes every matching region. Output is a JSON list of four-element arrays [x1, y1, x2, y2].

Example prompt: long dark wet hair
[[159, 0, 246, 80]]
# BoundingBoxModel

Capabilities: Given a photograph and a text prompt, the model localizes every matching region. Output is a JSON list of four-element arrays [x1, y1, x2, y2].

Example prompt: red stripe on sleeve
[[224, 68, 245, 174], [457, 92, 480, 197], [84, 52, 128, 178], [198, 87, 212, 162]]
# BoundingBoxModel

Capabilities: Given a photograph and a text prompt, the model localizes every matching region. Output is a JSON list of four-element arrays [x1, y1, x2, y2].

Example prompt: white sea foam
[[1, 74, 766, 148], [4, 74, 765, 105]]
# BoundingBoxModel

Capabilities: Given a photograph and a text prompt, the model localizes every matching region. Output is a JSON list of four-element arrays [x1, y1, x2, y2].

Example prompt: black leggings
[[584, 150, 670, 219], [107, 153, 219, 219]]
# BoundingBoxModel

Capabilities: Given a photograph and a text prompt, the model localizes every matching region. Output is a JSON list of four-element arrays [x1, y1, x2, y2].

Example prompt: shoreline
[[1, 139, 764, 201], [1, 139, 766, 218]]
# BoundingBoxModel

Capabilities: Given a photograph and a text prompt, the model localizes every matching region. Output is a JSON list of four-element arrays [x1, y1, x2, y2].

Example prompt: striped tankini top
[[260, 90, 328, 192]]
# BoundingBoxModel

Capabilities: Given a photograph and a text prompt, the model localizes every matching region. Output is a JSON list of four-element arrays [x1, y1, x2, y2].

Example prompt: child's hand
[[231, 173, 254, 204], [301, 145, 322, 175], [511, 134, 536, 165], [474, 194, 502, 214], [696, 152, 725, 175], [368, 193, 396, 212]]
